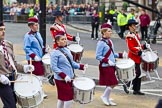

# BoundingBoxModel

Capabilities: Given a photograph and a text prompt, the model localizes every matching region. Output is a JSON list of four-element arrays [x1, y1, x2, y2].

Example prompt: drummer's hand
[[45, 45, 51, 53], [34, 56, 41, 61], [108, 60, 115, 66], [24, 64, 35, 73], [122, 51, 128, 59], [145, 43, 150, 49], [138, 50, 145, 56], [84, 64, 88, 70], [75, 35, 80, 42], [0, 75, 10, 85], [65, 75, 71, 83], [83, 64, 88, 74]]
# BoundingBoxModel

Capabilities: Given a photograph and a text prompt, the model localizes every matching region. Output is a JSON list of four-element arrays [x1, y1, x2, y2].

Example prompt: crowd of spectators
[[3, 2, 99, 17]]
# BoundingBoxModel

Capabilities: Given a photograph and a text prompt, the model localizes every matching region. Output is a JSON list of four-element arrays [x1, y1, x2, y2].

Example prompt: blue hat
[[53, 11, 63, 17], [127, 19, 138, 26]]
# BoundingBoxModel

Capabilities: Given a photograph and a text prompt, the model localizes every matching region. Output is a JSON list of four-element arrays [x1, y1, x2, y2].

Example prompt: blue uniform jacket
[[50, 47, 81, 80], [96, 38, 120, 67], [24, 32, 44, 60]]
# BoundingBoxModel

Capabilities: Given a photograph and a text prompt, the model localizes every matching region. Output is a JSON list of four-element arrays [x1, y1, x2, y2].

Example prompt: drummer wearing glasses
[[125, 19, 150, 95], [96, 23, 127, 106], [50, 31, 88, 108], [0, 21, 34, 108]]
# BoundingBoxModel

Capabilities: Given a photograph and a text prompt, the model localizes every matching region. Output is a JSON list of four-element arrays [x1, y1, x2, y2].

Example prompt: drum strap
[[101, 39, 115, 55], [100, 40, 112, 64], [57, 48, 75, 76]]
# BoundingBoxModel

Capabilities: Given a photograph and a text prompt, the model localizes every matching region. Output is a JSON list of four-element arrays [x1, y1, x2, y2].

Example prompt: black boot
[[48, 75, 55, 86], [152, 38, 156, 44]]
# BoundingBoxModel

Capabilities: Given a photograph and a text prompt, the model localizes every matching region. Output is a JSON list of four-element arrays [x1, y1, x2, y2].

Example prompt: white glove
[[145, 43, 150, 49], [34, 56, 41, 61], [23, 64, 35, 73], [75, 35, 80, 42], [83, 64, 88, 74], [0, 75, 10, 85], [64, 75, 71, 83], [122, 51, 128, 59], [141, 52, 146, 56], [45, 45, 51, 53], [84, 64, 88, 70], [108, 60, 115, 66]]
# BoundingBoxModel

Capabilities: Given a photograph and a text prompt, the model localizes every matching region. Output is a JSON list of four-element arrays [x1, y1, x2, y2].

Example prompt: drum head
[[14, 74, 42, 97], [116, 59, 135, 69], [142, 51, 158, 62], [67, 44, 83, 53], [42, 53, 50, 65], [73, 77, 95, 91]]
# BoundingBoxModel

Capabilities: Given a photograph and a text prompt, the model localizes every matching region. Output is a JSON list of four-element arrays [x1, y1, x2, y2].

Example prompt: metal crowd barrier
[[67, 15, 91, 24], [3, 14, 92, 24]]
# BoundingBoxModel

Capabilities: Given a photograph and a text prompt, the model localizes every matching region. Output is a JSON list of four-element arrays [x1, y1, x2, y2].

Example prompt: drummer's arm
[[126, 37, 140, 55], [66, 33, 76, 41], [71, 61, 84, 70], [114, 53, 123, 58]]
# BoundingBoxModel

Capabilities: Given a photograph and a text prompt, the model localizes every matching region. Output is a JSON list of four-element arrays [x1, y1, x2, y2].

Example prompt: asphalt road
[[1, 22, 162, 108]]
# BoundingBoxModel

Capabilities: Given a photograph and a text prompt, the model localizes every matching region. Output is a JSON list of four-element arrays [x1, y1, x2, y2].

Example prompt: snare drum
[[14, 74, 43, 107], [67, 44, 84, 62], [141, 50, 159, 72], [116, 59, 136, 81], [42, 53, 52, 77], [73, 77, 95, 104]]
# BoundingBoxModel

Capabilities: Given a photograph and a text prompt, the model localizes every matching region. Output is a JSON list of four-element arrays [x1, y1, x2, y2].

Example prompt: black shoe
[[133, 91, 145, 95], [123, 85, 129, 94], [152, 39, 156, 44], [48, 75, 55, 86]]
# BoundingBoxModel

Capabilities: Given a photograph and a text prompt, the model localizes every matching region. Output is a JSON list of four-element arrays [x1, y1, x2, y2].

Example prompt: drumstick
[[10, 80, 28, 83], [145, 41, 153, 52], [29, 58, 33, 82], [77, 32, 80, 45]]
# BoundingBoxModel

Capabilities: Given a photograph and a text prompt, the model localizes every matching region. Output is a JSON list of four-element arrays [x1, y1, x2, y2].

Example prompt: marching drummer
[[24, 17, 50, 76], [23, 17, 49, 98], [125, 19, 151, 95], [50, 31, 88, 108], [50, 10, 80, 48], [96, 23, 127, 106], [0, 21, 34, 108]]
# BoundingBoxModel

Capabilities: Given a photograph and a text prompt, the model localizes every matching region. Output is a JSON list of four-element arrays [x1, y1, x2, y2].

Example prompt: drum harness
[[56, 48, 76, 78]]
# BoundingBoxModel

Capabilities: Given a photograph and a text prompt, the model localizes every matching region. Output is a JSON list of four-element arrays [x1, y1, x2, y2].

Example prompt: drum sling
[[100, 39, 114, 64], [57, 48, 76, 77]]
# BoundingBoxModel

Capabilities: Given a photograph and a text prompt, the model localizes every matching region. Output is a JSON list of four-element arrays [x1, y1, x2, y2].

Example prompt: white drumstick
[[10, 80, 28, 83], [30, 58, 33, 82], [77, 32, 80, 45], [145, 41, 152, 52]]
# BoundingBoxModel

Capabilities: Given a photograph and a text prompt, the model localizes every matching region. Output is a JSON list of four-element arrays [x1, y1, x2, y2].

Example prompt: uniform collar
[[28, 30, 37, 35]]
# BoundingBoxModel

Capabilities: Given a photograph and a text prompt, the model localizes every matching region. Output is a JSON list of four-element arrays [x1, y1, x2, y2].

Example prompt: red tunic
[[125, 33, 145, 64], [50, 23, 74, 48]]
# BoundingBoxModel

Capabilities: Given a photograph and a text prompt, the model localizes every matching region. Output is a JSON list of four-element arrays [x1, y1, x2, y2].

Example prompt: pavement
[[0, 23, 161, 108]]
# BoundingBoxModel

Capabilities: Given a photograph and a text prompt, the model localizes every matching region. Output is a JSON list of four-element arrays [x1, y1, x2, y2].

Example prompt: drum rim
[[116, 59, 135, 69], [14, 74, 42, 97], [73, 77, 95, 90], [142, 51, 159, 62], [42, 53, 50, 64]]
